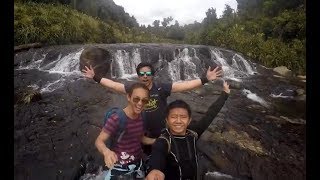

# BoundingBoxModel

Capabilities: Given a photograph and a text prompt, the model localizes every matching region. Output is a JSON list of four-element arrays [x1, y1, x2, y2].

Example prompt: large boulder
[[79, 47, 112, 77], [273, 66, 293, 77]]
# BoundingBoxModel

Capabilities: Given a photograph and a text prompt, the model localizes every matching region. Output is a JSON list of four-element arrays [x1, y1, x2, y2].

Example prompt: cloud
[[113, 0, 238, 26]]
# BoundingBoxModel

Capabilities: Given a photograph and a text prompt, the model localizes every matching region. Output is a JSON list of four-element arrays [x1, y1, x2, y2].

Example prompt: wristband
[[200, 77, 209, 85], [93, 74, 102, 83]]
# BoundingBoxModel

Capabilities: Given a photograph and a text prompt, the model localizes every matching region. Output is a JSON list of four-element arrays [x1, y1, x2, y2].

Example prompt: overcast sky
[[113, 0, 238, 26]]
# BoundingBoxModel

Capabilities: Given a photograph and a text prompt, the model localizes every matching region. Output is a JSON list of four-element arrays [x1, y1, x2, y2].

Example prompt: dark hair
[[165, 100, 191, 117], [127, 82, 149, 97], [136, 62, 155, 76]]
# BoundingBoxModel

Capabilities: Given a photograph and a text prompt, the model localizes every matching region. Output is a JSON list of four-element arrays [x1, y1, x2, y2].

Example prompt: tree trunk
[[14, 43, 42, 53]]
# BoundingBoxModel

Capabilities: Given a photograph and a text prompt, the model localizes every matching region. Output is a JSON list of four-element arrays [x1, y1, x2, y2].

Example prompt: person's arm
[[189, 81, 230, 136], [147, 138, 169, 175], [141, 136, 156, 145], [171, 66, 222, 93], [82, 65, 126, 94], [95, 130, 118, 168]]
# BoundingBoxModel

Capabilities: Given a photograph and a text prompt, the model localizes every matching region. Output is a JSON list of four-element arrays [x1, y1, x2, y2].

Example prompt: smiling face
[[137, 66, 153, 88], [166, 107, 191, 136], [127, 87, 149, 115]]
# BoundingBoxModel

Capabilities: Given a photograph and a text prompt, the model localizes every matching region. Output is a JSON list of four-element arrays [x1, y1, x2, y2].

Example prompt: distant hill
[[70, 0, 139, 27], [16, 0, 139, 27]]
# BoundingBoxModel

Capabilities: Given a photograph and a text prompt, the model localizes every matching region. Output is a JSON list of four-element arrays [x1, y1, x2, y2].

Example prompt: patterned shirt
[[103, 113, 144, 165]]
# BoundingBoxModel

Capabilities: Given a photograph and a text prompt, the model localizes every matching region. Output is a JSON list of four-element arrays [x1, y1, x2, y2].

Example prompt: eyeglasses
[[132, 97, 149, 104], [138, 71, 153, 76]]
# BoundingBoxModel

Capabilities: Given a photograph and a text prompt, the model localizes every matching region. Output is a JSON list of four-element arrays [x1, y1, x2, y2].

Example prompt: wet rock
[[204, 171, 237, 180], [297, 75, 306, 80], [272, 74, 285, 79], [294, 94, 306, 101], [279, 116, 306, 125], [246, 104, 266, 113], [228, 80, 242, 89], [14, 129, 24, 139], [265, 115, 282, 123], [273, 66, 293, 77], [270, 98, 305, 119]]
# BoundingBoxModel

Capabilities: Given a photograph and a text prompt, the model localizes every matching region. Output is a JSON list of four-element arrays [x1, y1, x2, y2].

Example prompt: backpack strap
[[114, 108, 127, 143], [103, 107, 128, 148]]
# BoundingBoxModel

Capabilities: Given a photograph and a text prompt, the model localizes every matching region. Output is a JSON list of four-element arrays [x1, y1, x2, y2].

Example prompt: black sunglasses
[[138, 71, 153, 76], [132, 97, 149, 104]]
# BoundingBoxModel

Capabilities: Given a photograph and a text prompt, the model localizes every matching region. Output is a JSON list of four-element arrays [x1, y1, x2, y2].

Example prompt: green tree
[[161, 16, 173, 27], [153, 20, 160, 28], [221, 4, 234, 19], [167, 20, 185, 40], [202, 7, 218, 26]]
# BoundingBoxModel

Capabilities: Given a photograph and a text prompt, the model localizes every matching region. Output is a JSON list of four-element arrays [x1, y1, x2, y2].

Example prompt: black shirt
[[148, 91, 229, 179]]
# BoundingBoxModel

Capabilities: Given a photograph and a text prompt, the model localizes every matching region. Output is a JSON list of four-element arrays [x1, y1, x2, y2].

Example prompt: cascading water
[[232, 53, 256, 75], [16, 48, 84, 93], [210, 49, 256, 81], [168, 48, 199, 81], [111, 48, 142, 79], [242, 89, 270, 108]]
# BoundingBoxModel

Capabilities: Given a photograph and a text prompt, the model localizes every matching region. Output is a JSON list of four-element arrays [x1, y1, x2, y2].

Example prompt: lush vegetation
[[15, 0, 139, 27], [14, 2, 177, 45], [15, 2, 116, 45], [194, 0, 306, 74], [14, 0, 305, 74]]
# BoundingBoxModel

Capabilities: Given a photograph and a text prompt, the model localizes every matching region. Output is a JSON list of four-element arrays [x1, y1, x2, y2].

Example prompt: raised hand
[[81, 65, 95, 79], [103, 149, 118, 169], [146, 169, 165, 180], [206, 66, 223, 81], [223, 80, 230, 94]]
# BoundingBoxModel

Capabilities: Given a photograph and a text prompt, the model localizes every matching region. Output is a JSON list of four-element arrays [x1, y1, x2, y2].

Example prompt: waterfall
[[210, 49, 257, 81], [46, 50, 83, 74], [18, 53, 47, 70], [168, 48, 199, 82], [17, 48, 84, 93], [18, 48, 83, 75], [15, 45, 259, 93], [232, 54, 256, 75], [180, 48, 199, 80], [111, 48, 142, 79], [40, 79, 67, 93]]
